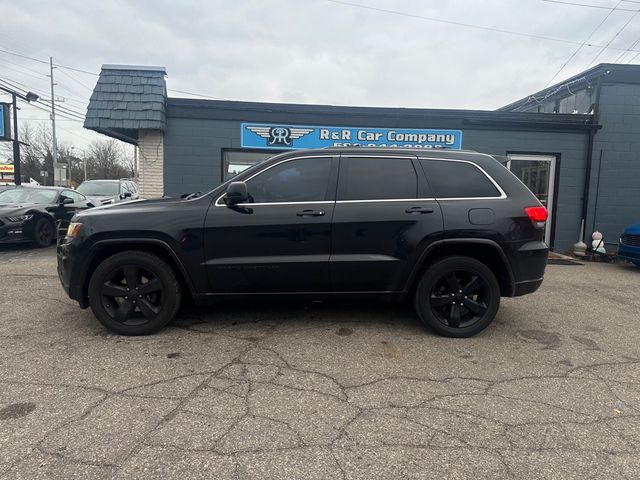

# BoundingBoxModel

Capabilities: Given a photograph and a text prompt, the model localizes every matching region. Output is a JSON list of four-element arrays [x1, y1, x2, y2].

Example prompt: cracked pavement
[[0, 244, 639, 479]]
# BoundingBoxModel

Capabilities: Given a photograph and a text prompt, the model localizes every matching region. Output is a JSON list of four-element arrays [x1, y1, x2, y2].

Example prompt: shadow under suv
[[57, 148, 549, 337]]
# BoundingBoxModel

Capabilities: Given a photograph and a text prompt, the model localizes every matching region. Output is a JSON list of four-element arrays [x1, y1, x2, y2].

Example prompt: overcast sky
[[2, 0, 640, 151]]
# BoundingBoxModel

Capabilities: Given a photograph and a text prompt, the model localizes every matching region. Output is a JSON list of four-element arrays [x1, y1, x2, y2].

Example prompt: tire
[[32, 217, 55, 248], [414, 256, 501, 338], [88, 251, 182, 335]]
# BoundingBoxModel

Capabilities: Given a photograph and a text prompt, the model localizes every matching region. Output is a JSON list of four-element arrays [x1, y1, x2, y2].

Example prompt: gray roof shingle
[[84, 65, 167, 143]]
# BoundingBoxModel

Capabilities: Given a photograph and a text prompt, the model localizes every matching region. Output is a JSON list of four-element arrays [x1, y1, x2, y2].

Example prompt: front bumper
[[0, 219, 32, 244], [618, 243, 640, 265], [57, 240, 90, 308]]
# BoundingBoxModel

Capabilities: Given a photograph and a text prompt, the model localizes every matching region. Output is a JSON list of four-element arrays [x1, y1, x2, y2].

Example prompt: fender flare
[[403, 238, 516, 297], [85, 238, 196, 294]]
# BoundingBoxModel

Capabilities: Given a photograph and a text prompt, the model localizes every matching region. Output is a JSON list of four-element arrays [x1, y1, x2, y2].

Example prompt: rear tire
[[414, 256, 500, 338], [88, 251, 182, 335], [32, 217, 55, 248]]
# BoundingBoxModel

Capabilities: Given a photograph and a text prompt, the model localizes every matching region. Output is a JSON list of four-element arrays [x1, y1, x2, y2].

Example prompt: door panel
[[330, 155, 443, 292], [330, 200, 443, 291], [204, 155, 337, 293], [204, 202, 334, 293]]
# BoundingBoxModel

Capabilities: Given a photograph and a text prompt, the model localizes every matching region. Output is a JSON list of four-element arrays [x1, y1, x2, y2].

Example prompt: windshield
[[77, 181, 119, 196], [0, 188, 58, 204]]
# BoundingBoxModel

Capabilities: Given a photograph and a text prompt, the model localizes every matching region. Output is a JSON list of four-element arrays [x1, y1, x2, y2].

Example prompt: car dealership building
[[84, 63, 640, 253]]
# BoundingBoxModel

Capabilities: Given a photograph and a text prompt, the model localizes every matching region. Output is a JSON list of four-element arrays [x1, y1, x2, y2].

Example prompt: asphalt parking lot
[[0, 245, 639, 479]]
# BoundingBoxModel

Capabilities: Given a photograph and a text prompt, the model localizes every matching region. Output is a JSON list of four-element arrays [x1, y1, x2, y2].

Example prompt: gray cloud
[[1, 0, 639, 149]]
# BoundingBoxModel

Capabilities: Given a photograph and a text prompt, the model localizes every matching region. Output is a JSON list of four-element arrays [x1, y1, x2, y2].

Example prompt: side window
[[62, 190, 82, 203], [246, 157, 332, 203], [339, 157, 417, 201], [129, 182, 138, 194], [420, 160, 501, 198]]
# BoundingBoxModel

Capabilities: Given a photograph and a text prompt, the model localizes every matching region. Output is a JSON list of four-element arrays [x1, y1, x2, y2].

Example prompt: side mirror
[[225, 182, 249, 205], [60, 196, 74, 205], [121, 192, 132, 199]]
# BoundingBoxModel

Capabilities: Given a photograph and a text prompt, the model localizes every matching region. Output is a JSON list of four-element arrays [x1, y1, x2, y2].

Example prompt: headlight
[[6, 214, 33, 222], [66, 222, 83, 238]]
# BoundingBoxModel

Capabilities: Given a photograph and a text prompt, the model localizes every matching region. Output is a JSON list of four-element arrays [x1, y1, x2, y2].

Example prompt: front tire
[[88, 251, 182, 335], [32, 217, 55, 248], [414, 256, 500, 338]]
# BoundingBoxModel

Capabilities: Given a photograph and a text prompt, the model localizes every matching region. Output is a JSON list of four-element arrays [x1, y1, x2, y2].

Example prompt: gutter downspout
[[580, 72, 605, 243]]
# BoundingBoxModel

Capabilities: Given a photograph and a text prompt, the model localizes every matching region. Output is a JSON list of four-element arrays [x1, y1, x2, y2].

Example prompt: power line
[[613, 32, 640, 61], [56, 67, 94, 91], [545, 1, 622, 87], [587, 7, 640, 66], [542, 0, 638, 11], [323, 0, 640, 53], [0, 46, 98, 77], [0, 78, 86, 121], [166, 88, 229, 100]]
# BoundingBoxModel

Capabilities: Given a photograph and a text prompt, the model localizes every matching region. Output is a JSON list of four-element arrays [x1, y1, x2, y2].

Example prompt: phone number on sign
[[332, 143, 450, 149]]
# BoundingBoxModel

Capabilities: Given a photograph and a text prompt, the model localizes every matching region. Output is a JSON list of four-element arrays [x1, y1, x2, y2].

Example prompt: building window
[[223, 150, 282, 181]]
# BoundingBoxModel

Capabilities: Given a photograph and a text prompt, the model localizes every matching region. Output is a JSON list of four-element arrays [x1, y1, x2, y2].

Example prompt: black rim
[[429, 269, 490, 328], [38, 222, 53, 245], [100, 265, 164, 325]]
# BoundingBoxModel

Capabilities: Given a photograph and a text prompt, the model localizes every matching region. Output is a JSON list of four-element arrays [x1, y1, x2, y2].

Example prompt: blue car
[[618, 223, 640, 266]]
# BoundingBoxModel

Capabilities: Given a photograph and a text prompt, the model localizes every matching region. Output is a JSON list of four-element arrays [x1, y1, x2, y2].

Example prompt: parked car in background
[[58, 147, 549, 337], [0, 186, 95, 247], [618, 223, 640, 266], [76, 179, 140, 205]]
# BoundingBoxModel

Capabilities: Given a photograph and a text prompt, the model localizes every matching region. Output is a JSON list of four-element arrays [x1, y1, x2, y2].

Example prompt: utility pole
[[11, 93, 20, 185], [49, 56, 59, 185], [0, 85, 39, 186]]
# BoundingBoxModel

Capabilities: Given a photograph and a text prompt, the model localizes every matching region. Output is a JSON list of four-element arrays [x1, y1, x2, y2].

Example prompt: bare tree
[[85, 138, 131, 180], [2, 121, 134, 185]]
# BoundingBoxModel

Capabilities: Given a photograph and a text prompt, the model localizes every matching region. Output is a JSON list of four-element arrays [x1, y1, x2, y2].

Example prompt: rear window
[[420, 160, 501, 198], [339, 157, 417, 201]]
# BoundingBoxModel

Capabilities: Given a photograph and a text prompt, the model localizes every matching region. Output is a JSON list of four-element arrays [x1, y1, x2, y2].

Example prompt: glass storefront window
[[223, 150, 280, 181]]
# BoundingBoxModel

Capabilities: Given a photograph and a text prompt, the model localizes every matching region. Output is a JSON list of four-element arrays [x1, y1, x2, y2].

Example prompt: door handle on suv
[[296, 209, 325, 217], [405, 207, 434, 214]]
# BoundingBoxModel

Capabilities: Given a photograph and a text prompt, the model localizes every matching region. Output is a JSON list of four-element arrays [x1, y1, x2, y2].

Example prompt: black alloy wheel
[[101, 265, 164, 326], [415, 256, 500, 337], [88, 251, 182, 335], [33, 217, 54, 248]]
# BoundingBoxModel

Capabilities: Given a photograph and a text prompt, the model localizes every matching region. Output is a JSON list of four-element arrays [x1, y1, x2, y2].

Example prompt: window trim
[[215, 155, 335, 207], [418, 157, 507, 200]]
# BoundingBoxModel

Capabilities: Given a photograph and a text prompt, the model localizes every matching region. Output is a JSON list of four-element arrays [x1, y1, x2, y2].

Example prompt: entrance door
[[507, 154, 556, 245]]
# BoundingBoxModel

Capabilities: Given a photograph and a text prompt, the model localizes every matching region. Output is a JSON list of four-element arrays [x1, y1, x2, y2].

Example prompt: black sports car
[[0, 186, 95, 247]]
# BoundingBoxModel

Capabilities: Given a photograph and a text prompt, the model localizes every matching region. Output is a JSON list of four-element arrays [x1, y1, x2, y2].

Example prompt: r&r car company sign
[[241, 123, 462, 150]]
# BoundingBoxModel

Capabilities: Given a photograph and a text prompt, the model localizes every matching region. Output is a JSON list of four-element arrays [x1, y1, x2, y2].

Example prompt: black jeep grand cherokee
[[58, 148, 548, 337]]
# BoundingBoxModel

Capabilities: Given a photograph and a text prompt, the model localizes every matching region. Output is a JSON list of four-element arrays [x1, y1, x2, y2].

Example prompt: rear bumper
[[505, 240, 548, 297], [513, 277, 544, 296]]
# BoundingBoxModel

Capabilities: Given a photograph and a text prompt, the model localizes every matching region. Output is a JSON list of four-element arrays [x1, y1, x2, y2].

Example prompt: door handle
[[296, 209, 325, 217], [405, 207, 434, 214]]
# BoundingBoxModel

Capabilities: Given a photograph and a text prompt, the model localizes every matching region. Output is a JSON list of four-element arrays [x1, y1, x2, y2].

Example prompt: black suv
[[57, 148, 548, 337]]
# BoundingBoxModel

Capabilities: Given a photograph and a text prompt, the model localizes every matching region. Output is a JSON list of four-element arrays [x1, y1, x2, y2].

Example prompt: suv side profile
[[58, 148, 548, 337]]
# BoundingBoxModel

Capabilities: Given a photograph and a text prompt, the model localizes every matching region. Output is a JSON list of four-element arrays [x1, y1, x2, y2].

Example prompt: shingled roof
[[84, 65, 167, 144]]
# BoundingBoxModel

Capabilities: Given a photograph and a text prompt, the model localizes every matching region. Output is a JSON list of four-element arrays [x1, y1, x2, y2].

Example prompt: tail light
[[525, 206, 548, 227]]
